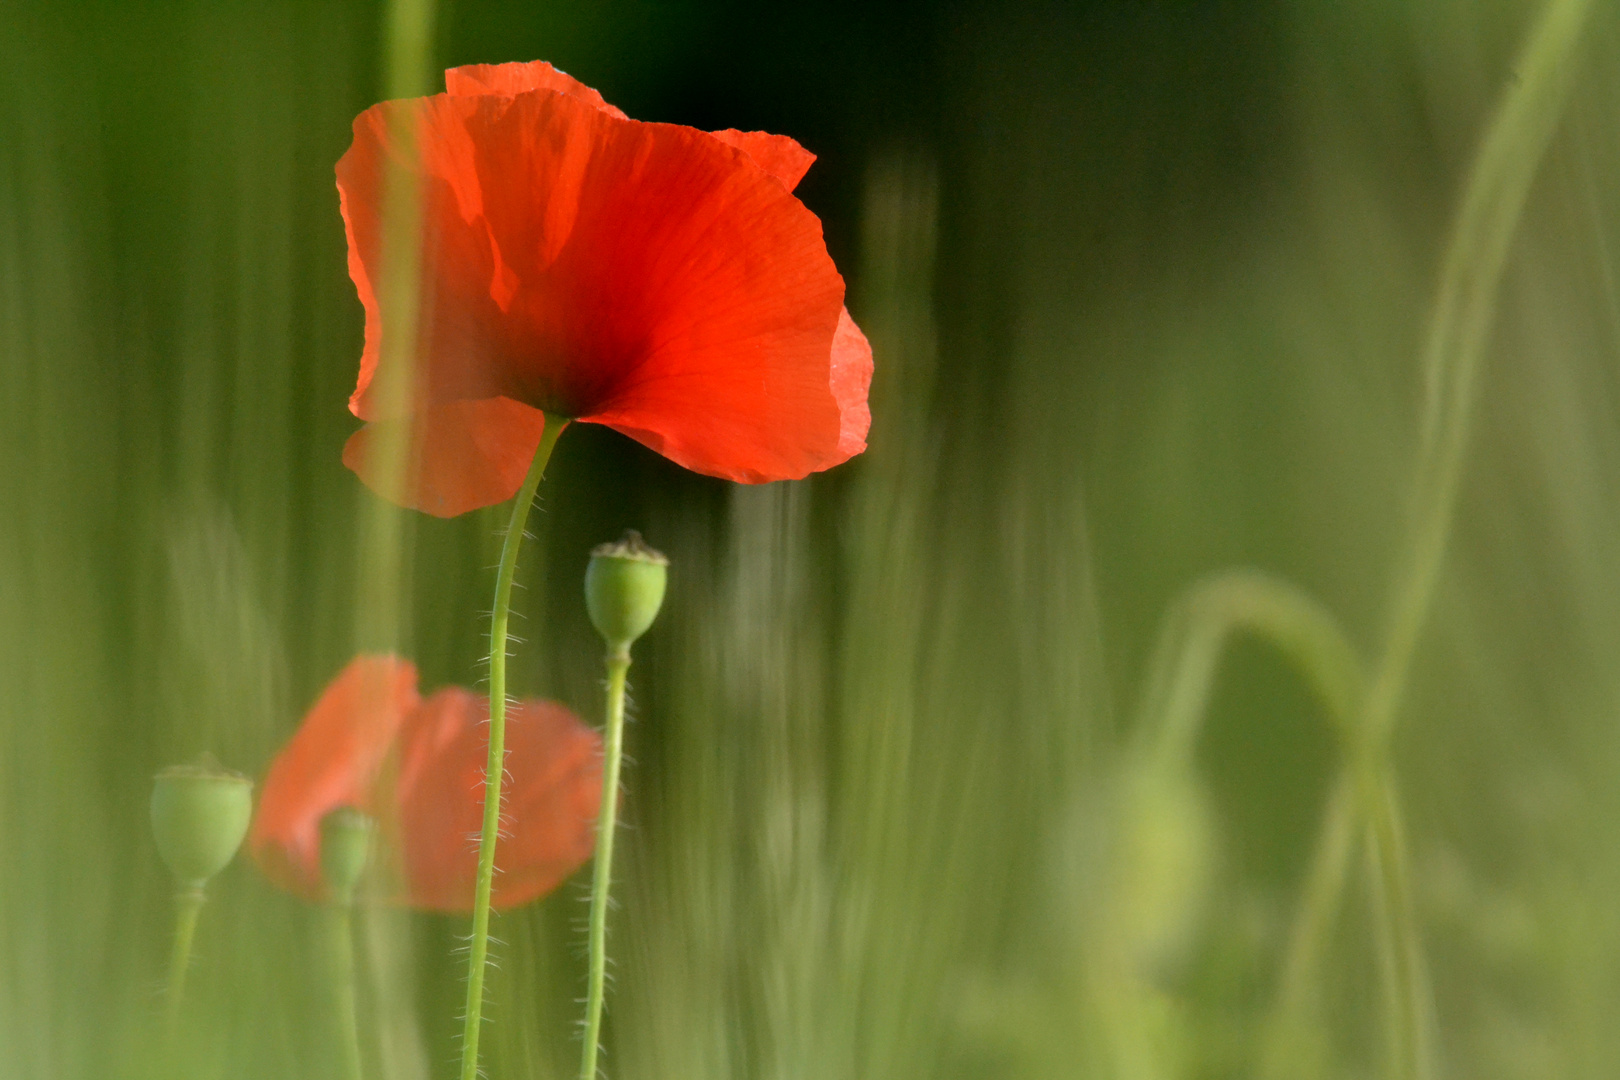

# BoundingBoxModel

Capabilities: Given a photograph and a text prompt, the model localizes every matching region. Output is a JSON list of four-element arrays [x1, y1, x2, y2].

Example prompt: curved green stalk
[[1257, 751, 1429, 1080], [578, 652, 631, 1080], [459, 416, 567, 1080], [1131, 571, 1371, 1077], [1265, 4, 1592, 1077], [1257, 771, 1358, 1080], [1365, 0, 1593, 752], [1136, 568, 1365, 774], [1359, 758, 1427, 1080]]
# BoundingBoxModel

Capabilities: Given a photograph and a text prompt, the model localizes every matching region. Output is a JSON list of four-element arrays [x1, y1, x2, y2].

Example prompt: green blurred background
[[4, 0, 1620, 1076]]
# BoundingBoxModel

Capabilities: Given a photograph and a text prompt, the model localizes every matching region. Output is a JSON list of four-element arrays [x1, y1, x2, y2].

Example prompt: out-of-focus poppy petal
[[444, 60, 629, 120], [706, 130, 816, 192], [249, 656, 420, 902], [492, 699, 603, 908], [830, 307, 873, 461], [342, 399, 550, 518], [395, 689, 601, 911]]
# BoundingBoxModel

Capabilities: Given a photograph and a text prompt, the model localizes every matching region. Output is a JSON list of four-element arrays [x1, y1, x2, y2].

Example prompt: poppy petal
[[493, 699, 604, 908], [476, 109, 846, 477], [705, 130, 816, 192], [339, 100, 522, 421], [395, 689, 602, 911], [339, 64, 870, 511], [343, 399, 550, 519], [361, 90, 847, 481], [249, 656, 420, 902], [831, 306, 874, 461], [444, 60, 629, 120]]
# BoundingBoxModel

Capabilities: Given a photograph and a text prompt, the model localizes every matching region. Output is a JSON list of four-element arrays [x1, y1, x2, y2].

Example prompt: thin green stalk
[[326, 903, 365, 1080], [1257, 772, 1358, 1080], [164, 885, 206, 1037], [1261, 5, 1592, 1077], [1364, 0, 1593, 751], [1262, 751, 1432, 1080], [351, 2, 436, 1073], [1358, 757, 1429, 1080], [579, 651, 631, 1080], [1132, 571, 1368, 1077], [353, 0, 434, 654], [459, 416, 567, 1080], [382, 0, 435, 100]]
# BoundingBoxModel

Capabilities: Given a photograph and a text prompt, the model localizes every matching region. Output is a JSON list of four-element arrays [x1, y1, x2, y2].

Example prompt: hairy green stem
[[579, 651, 631, 1080], [163, 885, 206, 1037], [459, 416, 567, 1080], [326, 903, 365, 1080]]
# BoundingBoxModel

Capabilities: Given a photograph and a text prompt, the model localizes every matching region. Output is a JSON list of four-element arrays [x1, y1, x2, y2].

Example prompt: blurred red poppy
[[338, 60, 873, 517], [249, 655, 602, 910]]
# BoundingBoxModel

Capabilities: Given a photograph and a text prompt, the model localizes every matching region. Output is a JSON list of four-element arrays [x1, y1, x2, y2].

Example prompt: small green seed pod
[[150, 755, 253, 888], [1097, 764, 1214, 971], [585, 530, 668, 655], [320, 806, 375, 904]]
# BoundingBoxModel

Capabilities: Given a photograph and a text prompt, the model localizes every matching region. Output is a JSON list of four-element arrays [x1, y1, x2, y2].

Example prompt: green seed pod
[[1056, 761, 1214, 975], [150, 755, 253, 888], [585, 530, 668, 655], [1106, 764, 1215, 971], [320, 806, 375, 904]]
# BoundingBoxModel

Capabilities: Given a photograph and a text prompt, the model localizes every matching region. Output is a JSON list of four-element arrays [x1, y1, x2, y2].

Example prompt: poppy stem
[[578, 650, 630, 1080], [459, 414, 567, 1080], [163, 884, 206, 1038], [326, 901, 366, 1080]]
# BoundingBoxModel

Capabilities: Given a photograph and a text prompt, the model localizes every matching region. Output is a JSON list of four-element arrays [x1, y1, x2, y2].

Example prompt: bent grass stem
[[1257, 771, 1358, 1080], [1137, 568, 1365, 774], [1263, 3, 1593, 1077], [1359, 757, 1428, 1080], [1132, 571, 1372, 1077], [459, 415, 567, 1080], [1367, 0, 1593, 754]]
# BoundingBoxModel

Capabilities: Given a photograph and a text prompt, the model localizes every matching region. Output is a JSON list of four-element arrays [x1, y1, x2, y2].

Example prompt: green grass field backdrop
[[5, 1, 1620, 1077]]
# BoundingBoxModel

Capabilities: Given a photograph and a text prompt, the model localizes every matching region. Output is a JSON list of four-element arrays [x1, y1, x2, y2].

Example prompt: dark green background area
[[5, 1, 1620, 1077]]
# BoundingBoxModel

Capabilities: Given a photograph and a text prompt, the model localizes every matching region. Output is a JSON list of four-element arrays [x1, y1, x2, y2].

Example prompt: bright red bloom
[[338, 60, 873, 517], [249, 655, 602, 911]]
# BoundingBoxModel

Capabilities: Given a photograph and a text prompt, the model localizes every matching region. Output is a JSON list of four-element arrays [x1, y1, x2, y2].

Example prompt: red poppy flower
[[249, 655, 602, 910], [338, 60, 873, 517]]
